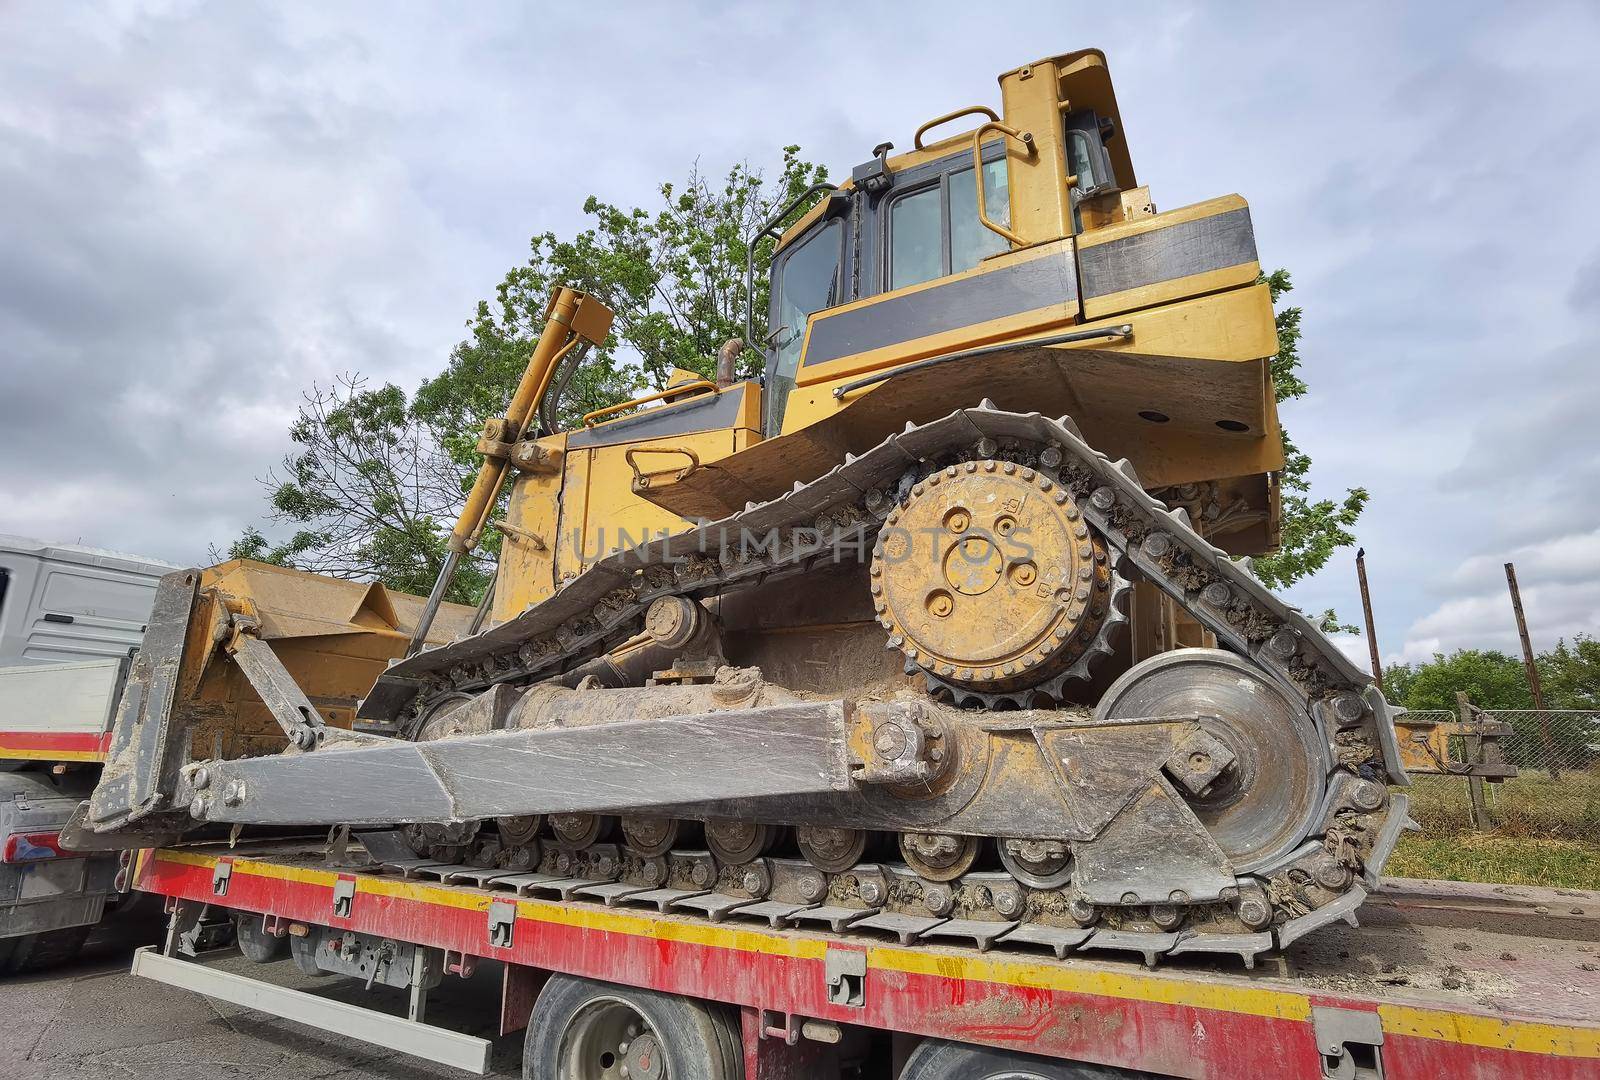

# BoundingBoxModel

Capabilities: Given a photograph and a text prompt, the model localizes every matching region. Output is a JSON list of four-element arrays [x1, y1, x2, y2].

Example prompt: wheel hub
[[871, 461, 1122, 700]]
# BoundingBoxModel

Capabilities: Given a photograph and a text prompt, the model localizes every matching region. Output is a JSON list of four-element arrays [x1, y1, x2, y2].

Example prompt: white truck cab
[[0, 535, 175, 972]]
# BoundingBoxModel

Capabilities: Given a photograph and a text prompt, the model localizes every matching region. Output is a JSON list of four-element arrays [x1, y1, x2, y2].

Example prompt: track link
[[359, 402, 1413, 962]]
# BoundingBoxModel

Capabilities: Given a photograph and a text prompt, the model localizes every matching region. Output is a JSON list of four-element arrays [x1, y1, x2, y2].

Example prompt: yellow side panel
[[578, 430, 737, 558], [496, 469, 563, 619]]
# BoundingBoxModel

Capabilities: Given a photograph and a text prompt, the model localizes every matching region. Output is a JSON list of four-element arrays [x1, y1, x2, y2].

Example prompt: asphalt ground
[[0, 903, 522, 1079]]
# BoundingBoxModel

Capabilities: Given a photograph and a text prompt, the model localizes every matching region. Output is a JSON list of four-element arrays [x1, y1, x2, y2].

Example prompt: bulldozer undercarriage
[[104, 403, 1412, 967]]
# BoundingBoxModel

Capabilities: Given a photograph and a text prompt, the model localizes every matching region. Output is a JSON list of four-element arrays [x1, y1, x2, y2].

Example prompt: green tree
[[1393, 648, 1533, 713], [1539, 634, 1600, 711], [419, 145, 829, 457], [218, 375, 490, 602], [226, 149, 828, 598], [1250, 270, 1369, 597], [1380, 661, 1417, 706]]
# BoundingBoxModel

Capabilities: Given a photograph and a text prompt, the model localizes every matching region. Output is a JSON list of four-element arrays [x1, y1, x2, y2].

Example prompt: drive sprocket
[[870, 459, 1128, 706]]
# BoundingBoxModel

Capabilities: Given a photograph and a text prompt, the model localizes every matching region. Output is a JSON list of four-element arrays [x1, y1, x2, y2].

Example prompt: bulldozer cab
[[517, 49, 1283, 606]]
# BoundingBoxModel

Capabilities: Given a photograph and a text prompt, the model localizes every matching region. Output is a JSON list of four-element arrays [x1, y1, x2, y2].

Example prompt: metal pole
[[1355, 548, 1383, 691], [1504, 561, 1558, 779], [1457, 690, 1491, 831], [405, 549, 461, 658], [468, 566, 498, 636]]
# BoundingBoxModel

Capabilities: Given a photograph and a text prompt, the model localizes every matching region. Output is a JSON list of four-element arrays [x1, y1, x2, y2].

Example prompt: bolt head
[[1090, 486, 1115, 511], [923, 885, 954, 916], [1067, 897, 1098, 926], [798, 874, 827, 903], [189, 795, 211, 819], [1202, 582, 1231, 606], [993, 886, 1025, 918], [1142, 533, 1171, 558], [1350, 779, 1387, 812], [859, 880, 885, 906], [741, 870, 763, 894], [1237, 897, 1272, 929], [1331, 692, 1366, 724], [1150, 904, 1183, 929], [1268, 629, 1299, 658], [690, 863, 713, 887], [873, 722, 909, 759], [1313, 858, 1353, 891], [222, 779, 246, 807], [191, 766, 211, 789]]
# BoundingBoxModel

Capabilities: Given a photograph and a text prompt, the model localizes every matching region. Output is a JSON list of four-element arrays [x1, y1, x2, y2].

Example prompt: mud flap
[[87, 568, 202, 831]]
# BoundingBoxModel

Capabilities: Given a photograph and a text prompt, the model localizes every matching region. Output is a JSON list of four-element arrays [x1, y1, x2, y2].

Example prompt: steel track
[[367, 403, 1413, 961]]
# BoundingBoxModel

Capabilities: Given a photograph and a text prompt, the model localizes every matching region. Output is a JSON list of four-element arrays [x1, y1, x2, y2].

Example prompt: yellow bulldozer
[[79, 49, 1436, 964]]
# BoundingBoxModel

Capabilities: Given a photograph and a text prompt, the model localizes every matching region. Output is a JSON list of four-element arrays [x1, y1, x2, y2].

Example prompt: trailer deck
[[130, 839, 1600, 1079]]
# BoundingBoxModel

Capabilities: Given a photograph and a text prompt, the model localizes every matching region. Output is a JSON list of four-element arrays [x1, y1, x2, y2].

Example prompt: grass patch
[[1387, 834, 1600, 891], [1406, 767, 1600, 840]]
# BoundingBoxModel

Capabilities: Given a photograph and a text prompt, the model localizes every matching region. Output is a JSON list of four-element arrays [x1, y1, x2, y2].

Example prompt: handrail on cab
[[913, 105, 999, 150], [972, 121, 1036, 247], [581, 380, 719, 427]]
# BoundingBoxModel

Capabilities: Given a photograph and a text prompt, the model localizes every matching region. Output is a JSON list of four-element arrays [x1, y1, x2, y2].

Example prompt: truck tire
[[233, 911, 288, 963], [0, 923, 92, 975], [900, 1040, 1161, 1080], [524, 973, 743, 1080]]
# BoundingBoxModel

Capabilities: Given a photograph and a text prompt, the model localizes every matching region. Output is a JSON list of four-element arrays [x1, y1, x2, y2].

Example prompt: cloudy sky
[[2, 1, 1597, 667]]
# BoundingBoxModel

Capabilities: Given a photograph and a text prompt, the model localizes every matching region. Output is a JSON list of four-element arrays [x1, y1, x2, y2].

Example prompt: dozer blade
[[179, 701, 855, 827], [88, 568, 203, 831]]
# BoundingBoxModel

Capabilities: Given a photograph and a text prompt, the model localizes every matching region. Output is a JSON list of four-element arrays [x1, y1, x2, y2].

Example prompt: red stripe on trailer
[[136, 851, 1598, 1079], [0, 730, 111, 752]]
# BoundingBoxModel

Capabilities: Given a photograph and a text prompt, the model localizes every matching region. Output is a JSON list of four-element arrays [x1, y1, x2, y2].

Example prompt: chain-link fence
[[1404, 707, 1600, 839]]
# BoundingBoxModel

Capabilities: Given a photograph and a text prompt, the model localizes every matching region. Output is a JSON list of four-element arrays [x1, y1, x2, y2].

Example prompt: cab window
[[886, 157, 1009, 291], [765, 219, 842, 434]]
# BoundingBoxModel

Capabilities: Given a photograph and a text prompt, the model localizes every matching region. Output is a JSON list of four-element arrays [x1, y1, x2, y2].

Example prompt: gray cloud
[[2, 0, 1597, 663]]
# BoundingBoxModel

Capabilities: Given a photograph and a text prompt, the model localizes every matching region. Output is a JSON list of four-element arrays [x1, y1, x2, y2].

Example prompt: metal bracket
[[211, 858, 233, 896], [759, 1009, 802, 1045], [227, 629, 327, 750], [1313, 1006, 1385, 1080], [332, 875, 356, 918], [488, 900, 517, 949], [824, 946, 866, 1008]]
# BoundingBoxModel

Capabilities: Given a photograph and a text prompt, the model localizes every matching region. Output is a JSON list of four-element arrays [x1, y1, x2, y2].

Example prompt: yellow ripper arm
[[406, 287, 614, 654]]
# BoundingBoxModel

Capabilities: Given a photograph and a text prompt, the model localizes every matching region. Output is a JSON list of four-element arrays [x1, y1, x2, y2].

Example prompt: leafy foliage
[[1384, 636, 1600, 771], [1392, 648, 1534, 712], [1250, 270, 1369, 591], [217, 375, 490, 602], [1540, 635, 1600, 711], [225, 148, 826, 598]]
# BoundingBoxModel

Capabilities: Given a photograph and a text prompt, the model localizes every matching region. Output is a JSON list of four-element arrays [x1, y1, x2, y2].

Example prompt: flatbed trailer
[[128, 838, 1599, 1079]]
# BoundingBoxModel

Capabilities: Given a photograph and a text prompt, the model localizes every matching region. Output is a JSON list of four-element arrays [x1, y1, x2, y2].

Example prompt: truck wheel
[[0, 924, 92, 975], [901, 1040, 1160, 1079], [233, 912, 288, 963], [524, 973, 743, 1080]]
